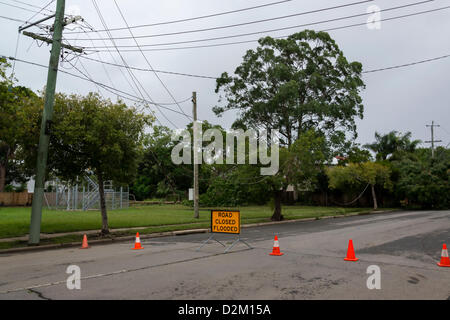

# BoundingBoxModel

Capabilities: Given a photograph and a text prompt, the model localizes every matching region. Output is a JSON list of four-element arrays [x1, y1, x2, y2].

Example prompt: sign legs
[[197, 234, 252, 253], [196, 235, 226, 252], [224, 236, 252, 253]]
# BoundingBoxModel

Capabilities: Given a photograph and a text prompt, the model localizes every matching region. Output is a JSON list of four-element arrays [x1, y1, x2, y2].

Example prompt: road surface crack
[[28, 288, 52, 300]]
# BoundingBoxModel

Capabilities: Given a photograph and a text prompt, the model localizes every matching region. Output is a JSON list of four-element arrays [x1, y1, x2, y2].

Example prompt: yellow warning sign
[[211, 210, 240, 234]]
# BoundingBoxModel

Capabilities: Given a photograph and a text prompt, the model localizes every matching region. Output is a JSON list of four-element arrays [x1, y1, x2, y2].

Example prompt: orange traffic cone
[[80, 234, 89, 249], [132, 232, 143, 250], [344, 239, 358, 261], [269, 235, 284, 256], [437, 244, 450, 267]]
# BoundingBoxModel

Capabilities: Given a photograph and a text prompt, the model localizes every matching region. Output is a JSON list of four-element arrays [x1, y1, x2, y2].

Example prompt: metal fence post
[[120, 186, 123, 209]]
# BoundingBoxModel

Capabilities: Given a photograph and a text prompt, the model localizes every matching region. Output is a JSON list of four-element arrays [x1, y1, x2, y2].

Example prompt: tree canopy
[[0, 58, 42, 191], [48, 92, 152, 234], [214, 30, 365, 150]]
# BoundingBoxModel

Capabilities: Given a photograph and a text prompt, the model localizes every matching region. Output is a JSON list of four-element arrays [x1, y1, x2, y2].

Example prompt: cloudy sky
[[1, 0, 449, 148]]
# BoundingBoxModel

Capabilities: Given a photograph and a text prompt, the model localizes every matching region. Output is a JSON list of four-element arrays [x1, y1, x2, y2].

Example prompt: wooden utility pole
[[28, 0, 66, 245], [425, 121, 442, 159], [192, 92, 199, 219]]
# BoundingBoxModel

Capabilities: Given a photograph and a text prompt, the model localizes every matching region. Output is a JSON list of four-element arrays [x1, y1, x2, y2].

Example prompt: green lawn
[[0, 204, 370, 239]]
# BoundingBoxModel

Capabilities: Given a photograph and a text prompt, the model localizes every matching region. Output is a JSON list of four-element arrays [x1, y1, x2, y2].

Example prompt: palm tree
[[364, 131, 421, 161]]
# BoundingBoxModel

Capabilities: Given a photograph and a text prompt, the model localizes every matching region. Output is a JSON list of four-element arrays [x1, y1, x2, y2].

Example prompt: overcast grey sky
[[1, 0, 449, 148]]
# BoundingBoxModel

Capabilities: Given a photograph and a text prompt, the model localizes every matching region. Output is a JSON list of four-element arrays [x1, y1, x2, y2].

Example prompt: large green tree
[[214, 30, 365, 220], [0, 58, 41, 191], [49, 93, 152, 234], [215, 30, 364, 148]]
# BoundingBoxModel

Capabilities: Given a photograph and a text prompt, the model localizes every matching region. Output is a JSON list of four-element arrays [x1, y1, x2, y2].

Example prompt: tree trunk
[[0, 164, 5, 192], [371, 184, 378, 210], [97, 174, 109, 235], [0, 147, 9, 192], [271, 190, 284, 221]]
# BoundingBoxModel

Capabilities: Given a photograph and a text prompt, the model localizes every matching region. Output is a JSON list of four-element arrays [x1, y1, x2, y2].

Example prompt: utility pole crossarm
[[18, 14, 56, 32], [22, 31, 83, 53]]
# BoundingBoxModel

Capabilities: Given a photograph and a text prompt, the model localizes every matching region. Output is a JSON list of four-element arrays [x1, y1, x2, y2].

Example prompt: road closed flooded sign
[[211, 210, 240, 234]]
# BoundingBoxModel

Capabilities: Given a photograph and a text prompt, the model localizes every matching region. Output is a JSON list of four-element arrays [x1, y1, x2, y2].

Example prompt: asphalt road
[[0, 210, 449, 300]]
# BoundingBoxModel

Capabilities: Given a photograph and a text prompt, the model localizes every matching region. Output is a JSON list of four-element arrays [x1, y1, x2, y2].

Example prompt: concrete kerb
[[0, 209, 399, 255]]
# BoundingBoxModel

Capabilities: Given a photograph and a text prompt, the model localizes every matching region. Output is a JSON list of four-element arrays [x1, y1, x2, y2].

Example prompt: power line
[[64, 0, 295, 34], [79, 31, 119, 92], [83, 3, 449, 52], [80, 52, 450, 80], [91, 0, 144, 101], [6, 52, 449, 103], [64, 0, 377, 41], [66, 56, 106, 100], [81, 20, 144, 102], [20, 0, 55, 28], [0, 0, 52, 16], [91, 0, 179, 128], [11, 28, 21, 75], [113, 0, 192, 121], [0, 55, 193, 113], [9, 0, 55, 13], [362, 54, 450, 73], [79, 55, 217, 79], [4, 50, 448, 146], [439, 126, 450, 138], [3, 0, 73, 19], [0, 15, 28, 23]]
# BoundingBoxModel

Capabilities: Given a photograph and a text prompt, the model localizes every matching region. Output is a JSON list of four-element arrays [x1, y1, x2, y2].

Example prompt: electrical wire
[[330, 184, 370, 206], [91, 0, 145, 101], [11, 31, 21, 76], [81, 20, 144, 102], [113, 0, 192, 121], [91, 0, 180, 128], [64, 0, 295, 34], [81, 31, 120, 92], [0, 0, 51, 15], [79, 55, 217, 79], [362, 54, 450, 73], [439, 126, 450, 138], [0, 15, 28, 23], [0, 56, 194, 116], [72, 58, 106, 100], [9, 0, 55, 13], [82, 3, 449, 52], [20, 0, 55, 27], [80, 52, 450, 79], [64, 0, 377, 41]]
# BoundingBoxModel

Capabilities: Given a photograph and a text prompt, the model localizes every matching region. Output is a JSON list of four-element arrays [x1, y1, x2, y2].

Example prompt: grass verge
[[0, 205, 384, 250]]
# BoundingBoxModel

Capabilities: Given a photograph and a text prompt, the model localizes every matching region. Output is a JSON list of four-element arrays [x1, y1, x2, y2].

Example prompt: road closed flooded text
[[211, 210, 240, 234]]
